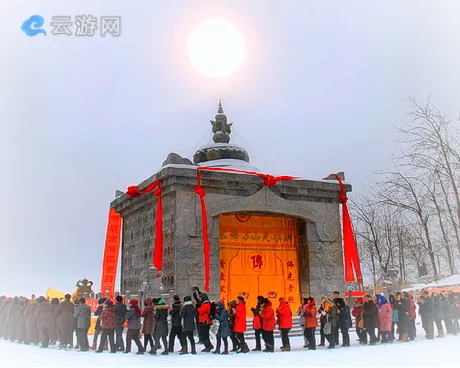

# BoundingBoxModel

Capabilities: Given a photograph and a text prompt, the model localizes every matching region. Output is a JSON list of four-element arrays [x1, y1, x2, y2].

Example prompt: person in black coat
[[152, 298, 169, 355], [439, 292, 453, 335], [192, 286, 203, 344], [395, 292, 410, 342], [433, 293, 446, 338], [114, 296, 127, 352], [362, 294, 379, 345], [419, 290, 435, 339], [180, 296, 196, 355], [168, 295, 184, 353], [334, 297, 351, 347]]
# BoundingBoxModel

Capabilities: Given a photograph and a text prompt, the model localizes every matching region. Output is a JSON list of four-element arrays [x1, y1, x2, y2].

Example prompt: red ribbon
[[328, 174, 363, 285], [194, 185, 210, 292], [125, 180, 164, 271], [195, 167, 298, 292]]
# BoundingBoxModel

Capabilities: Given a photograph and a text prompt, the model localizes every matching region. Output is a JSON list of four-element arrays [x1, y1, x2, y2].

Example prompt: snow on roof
[[158, 161, 349, 185], [403, 274, 460, 291], [198, 159, 261, 172], [196, 143, 248, 152]]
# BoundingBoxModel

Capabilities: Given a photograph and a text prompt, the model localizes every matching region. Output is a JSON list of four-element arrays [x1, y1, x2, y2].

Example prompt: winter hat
[[129, 298, 139, 307], [378, 295, 387, 307], [184, 296, 192, 302], [216, 301, 225, 310], [105, 299, 114, 306], [156, 298, 166, 306]]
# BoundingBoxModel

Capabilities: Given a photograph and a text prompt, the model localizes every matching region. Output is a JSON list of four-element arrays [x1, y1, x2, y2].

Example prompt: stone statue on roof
[[210, 100, 233, 143]]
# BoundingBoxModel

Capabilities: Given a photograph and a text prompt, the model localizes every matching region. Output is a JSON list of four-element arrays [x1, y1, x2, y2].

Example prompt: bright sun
[[187, 19, 246, 77]]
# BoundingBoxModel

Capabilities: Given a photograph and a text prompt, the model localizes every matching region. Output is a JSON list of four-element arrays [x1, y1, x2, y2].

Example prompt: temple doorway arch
[[219, 213, 301, 308]]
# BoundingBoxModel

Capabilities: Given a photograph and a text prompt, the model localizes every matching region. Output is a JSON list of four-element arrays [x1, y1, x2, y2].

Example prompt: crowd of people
[[1, 287, 459, 356]]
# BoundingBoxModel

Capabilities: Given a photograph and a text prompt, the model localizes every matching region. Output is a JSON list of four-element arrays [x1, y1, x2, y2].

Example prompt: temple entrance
[[219, 214, 301, 309]]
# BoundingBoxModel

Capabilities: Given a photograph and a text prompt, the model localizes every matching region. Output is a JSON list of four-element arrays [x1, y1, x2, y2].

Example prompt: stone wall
[[112, 166, 349, 298], [117, 190, 176, 294]]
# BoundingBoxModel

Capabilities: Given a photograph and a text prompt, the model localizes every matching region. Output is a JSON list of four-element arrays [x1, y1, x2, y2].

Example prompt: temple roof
[[193, 102, 259, 171]]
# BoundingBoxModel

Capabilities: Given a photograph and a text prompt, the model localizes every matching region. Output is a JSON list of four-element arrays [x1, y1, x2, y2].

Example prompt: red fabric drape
[[195, 166, 298, 292], [194, 185, 210, 292], [328, 174, 363, 284], [125, 179, 164, 271], [100, 208, 122, 297], [153, 186, 164, 271]]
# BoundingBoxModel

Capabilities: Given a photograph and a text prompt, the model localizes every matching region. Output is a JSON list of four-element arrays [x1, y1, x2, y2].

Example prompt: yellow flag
[[45, 287, 66, 300]]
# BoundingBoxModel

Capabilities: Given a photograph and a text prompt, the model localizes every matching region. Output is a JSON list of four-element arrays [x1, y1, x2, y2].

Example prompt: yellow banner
[[45, 287, 66, 300], [219, 214, 300, 309]]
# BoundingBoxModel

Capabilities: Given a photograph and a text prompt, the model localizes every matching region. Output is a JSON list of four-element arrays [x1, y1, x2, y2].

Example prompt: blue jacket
[[215, 302, 231, 338]]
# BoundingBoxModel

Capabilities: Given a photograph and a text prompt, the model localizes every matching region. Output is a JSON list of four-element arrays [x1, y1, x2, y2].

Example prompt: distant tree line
[[350, 98, 460, 289]]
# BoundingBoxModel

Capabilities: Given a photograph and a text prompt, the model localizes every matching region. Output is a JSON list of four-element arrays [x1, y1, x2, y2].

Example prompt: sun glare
[[187, 19, 246, 77]]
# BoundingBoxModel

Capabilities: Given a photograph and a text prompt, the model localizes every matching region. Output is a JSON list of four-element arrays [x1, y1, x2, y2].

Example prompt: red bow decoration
[[125, 180, 164, 271], [195, 166, 298, 292], [325, 174, 363, 285]]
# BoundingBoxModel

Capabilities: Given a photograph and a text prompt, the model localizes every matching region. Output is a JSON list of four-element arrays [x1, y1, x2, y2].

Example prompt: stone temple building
[[111, 103, 349, 307]]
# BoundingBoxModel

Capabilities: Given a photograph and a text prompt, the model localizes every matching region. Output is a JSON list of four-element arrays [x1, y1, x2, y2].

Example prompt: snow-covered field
[[0, 328, 457, 367]]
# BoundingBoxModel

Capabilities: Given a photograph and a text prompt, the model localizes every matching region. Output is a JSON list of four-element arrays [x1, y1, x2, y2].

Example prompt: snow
[[1, 327, 457, 367], [197, 159, 261, 172], [403, 274, 460, 292], [426, 274, 460, 288], [196, 143, 248, 152]]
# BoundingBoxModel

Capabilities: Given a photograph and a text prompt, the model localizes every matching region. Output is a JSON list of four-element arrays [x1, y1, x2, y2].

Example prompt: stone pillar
[[298, 221, 310, 298], [307, 221, 345, 299]]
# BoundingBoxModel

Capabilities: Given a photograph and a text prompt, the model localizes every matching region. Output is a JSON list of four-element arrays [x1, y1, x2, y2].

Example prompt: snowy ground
[[0, 328, 457, 367]]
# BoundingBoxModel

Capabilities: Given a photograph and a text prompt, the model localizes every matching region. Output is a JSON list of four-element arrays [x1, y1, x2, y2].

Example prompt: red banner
[[327, 174, 363, 284], [100, 208, 122, 297]]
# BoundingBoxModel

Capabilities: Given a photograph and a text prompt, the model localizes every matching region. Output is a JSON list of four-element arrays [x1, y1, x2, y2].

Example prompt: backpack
[[209, 302, 217, 320]]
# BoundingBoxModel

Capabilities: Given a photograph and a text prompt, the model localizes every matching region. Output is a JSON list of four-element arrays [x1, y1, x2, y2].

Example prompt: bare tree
[[396, 98, 460, 259], [428, 178, 456, 273], [378, 170, 439, 280]]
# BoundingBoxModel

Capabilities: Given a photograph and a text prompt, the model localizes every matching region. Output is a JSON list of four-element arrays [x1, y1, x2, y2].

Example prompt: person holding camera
[[192, 286, 203, 344]]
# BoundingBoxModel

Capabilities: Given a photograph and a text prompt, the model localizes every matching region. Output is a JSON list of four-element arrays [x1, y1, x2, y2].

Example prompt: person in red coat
[[260, 298, 275, 352], [196, 293, 213, 352], [276, 297, 293, 351], [96, 299, 117, 353], [303, 297, 317, 350], [250, 296, 264, 351], [233, 296, 249, 353], [404, 292, 417, 340]]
